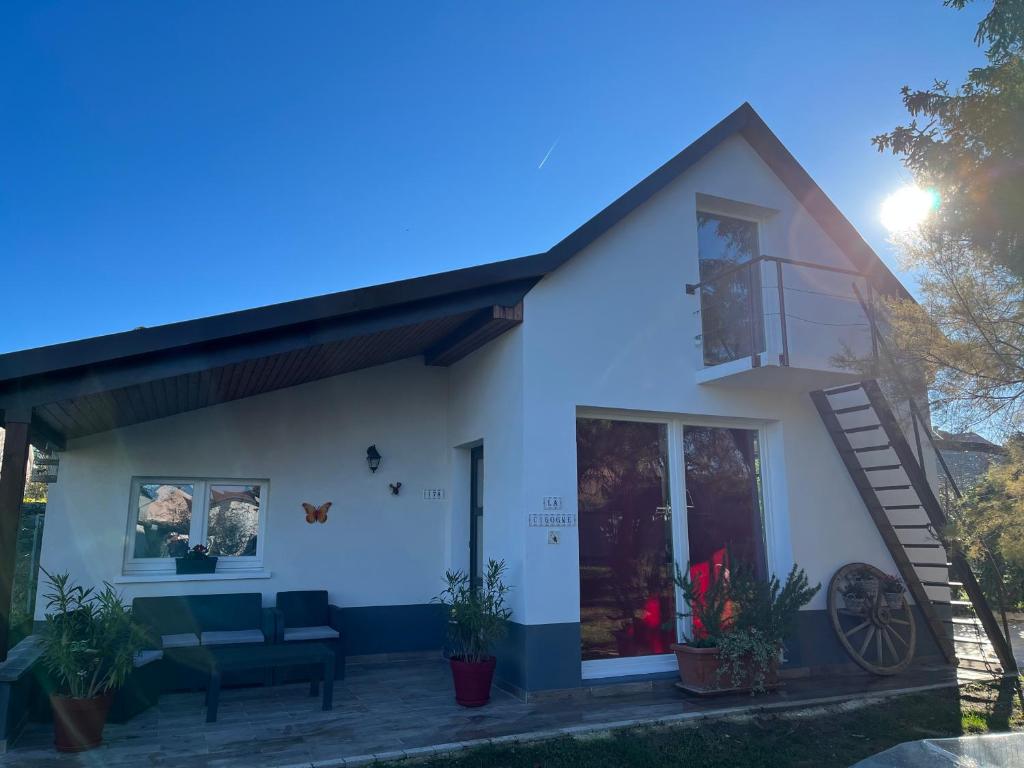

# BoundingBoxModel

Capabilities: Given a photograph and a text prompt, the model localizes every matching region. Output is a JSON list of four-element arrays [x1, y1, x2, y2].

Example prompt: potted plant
[[840, 581, 870, 614], [38, 570, 146, 752], [880, 575, 906, 609], [670, 560, 820, 694], [174, 543, 217, 574], [434, 559, 512, 707]]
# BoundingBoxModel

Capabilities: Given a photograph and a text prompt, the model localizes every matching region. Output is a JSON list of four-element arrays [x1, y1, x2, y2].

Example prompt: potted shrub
[[880, 575, 906, 609], [174, 543, 217, 575], [841, 581, 870, 614], [670, 561, 820, 694], [435, 559, 512, 707], [38, 570, 146, 752]]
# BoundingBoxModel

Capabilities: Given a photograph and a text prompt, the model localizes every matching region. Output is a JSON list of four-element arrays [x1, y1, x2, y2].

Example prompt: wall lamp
[[366, 445, 382, 473]]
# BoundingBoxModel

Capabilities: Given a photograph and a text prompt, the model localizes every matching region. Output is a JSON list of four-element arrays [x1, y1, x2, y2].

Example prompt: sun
[[880, 185, 939, 233]]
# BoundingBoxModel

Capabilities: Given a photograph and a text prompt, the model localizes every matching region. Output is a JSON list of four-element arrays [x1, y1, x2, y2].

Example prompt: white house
[[2, 103, 996, 700]]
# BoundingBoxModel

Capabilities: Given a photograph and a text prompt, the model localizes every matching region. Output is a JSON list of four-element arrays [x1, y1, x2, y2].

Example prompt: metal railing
[[686, 255, 874, 371]]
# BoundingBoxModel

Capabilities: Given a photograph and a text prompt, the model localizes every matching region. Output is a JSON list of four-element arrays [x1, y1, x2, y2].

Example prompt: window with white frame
[[125, 478, 268, 573]]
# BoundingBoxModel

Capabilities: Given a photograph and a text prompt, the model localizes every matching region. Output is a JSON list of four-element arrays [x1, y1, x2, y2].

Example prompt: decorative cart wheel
[[828, 562, 916, 675]]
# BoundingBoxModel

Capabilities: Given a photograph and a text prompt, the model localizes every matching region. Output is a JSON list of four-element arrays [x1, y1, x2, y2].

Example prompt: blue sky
[[0, 1, 987, 353]]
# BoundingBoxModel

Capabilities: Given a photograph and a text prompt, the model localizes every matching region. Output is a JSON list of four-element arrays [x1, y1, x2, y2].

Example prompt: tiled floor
[[2, 658, 972, 767]]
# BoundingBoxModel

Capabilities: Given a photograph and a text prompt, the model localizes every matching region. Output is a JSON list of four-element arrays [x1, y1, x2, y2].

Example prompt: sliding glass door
[[577, 417, 768, 676]]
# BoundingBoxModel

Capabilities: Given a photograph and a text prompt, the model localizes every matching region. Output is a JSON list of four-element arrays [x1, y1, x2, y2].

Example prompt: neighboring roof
[[934, 430, 1005, 454], [0, 102, 907, 443]]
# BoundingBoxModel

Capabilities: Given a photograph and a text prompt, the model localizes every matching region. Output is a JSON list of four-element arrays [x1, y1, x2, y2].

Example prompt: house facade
[[0, 104, 944, 698]]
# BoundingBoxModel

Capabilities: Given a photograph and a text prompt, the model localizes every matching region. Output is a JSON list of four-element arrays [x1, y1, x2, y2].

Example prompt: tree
[[872, 1, 1024, 437], [873, 0, 1024, 276], [949, 436, 1024, 613]]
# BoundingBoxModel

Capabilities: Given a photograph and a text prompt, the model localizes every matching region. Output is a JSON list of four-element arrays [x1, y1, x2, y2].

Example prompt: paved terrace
[[1, 657, 982, 768]]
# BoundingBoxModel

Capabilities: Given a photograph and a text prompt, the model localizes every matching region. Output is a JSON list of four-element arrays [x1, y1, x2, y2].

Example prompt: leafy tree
[[871, 1, 1024, 436], [873, 0, 1024, 276], [949, 436, 1024, 613]]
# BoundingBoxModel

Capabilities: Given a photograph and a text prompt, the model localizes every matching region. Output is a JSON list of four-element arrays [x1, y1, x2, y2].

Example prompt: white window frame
[[576, 408, 778, 679], [123, 477, 269, 575]]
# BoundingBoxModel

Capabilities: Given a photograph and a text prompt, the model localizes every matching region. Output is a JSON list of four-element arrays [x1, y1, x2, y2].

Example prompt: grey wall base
[[493, 608, 945, 697], [340, 603, 447, 657]]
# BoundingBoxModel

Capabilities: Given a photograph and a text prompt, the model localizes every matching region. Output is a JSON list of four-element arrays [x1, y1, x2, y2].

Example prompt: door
[[469, 445, 484, 588], [696, 211, 764, 366]]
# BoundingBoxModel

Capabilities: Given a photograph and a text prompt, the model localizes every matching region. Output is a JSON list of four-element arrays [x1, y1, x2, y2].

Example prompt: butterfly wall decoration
[[302, 502, 332, 524]]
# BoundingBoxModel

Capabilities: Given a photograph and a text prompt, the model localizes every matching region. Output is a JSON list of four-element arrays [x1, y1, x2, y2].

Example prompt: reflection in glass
[[683, 426, 767, 637], [697, 212, 764, 365], [134, 483, 193, 558], [577, 419, 675, 661], [207, 484, 260, 557]]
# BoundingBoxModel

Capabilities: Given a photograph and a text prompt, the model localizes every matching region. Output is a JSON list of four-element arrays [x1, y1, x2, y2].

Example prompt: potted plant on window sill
[[39, 570, 146, 752], [174, 543, 217, 575], [670, 560, 819, 695], [434, 559, 512, 707]]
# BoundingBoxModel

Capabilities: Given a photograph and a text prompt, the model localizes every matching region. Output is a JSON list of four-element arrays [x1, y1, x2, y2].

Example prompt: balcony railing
[[686, 255, 877, 380]]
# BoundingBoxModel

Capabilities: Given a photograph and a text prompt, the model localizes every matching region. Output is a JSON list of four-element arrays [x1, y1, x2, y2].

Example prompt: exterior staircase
[[811, 379, 1017, 677]]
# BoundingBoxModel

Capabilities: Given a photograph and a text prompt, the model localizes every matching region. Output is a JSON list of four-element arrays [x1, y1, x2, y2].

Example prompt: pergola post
[[0, 410, 31, 663]]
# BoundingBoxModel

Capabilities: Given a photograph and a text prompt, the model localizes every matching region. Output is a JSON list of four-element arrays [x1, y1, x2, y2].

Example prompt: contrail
[[538, 138, 560, 170]]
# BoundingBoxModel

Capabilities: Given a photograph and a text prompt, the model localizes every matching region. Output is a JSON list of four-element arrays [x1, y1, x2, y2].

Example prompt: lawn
[[382, 678, 1023, 768]]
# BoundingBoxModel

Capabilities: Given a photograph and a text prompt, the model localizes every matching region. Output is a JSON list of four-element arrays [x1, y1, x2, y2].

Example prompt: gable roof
[[0, 102, 906, 443]]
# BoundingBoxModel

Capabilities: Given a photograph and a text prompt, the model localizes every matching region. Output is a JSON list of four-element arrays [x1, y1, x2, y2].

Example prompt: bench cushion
[[200, 629, 265, 646], [282, 625, 340, 642], [161, 633, 200, 649], [133, 649, 164, 668]]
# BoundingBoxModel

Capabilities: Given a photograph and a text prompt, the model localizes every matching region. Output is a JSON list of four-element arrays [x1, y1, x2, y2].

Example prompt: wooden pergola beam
[[0, 410, 31, 663]]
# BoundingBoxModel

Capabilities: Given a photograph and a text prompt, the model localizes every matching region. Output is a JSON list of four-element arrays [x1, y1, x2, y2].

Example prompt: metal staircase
[[811, 379, 1018, 677]]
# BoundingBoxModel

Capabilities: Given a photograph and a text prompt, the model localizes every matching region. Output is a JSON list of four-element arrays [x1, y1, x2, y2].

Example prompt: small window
[[125, 478, 267, 574]]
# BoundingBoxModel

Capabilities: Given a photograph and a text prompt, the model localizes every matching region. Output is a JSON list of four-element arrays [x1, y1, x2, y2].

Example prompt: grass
[[379, 678, 1024, 768]]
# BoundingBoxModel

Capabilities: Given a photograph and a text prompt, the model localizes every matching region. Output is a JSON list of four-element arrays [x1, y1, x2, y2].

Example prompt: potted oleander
[[39, 570, 146, 752], [174, 542, 217, 575], [670, 560, 819, 694], [435, 559, 512, 707]]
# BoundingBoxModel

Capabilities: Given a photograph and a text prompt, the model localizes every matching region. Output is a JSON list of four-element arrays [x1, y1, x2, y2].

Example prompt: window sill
[[112, 570, 272, 584]]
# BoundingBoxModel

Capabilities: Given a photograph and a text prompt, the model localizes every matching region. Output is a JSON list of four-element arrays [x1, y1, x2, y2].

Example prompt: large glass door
[[577, 419, 676, 666], [577, 416, 768, 676]]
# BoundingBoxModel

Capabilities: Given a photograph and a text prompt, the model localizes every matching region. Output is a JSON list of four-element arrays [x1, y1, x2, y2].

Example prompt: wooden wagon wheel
[[828, 562, 916, 675]]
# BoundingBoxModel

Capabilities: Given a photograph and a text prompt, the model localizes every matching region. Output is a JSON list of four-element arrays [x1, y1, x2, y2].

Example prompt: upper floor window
[[125, 477, 267, 574], [696, 211, 765, 366]]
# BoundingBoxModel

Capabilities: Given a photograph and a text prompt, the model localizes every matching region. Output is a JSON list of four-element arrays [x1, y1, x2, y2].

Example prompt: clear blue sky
[[1, 1, 987, 353]]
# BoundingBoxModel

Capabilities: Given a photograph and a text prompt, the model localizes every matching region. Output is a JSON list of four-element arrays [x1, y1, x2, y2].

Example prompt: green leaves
[[39, 569, 147, 699], [434, 559, 513, 663]]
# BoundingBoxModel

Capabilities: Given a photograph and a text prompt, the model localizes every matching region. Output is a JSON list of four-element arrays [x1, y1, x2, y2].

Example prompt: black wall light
[[366, 445, 382, 473]]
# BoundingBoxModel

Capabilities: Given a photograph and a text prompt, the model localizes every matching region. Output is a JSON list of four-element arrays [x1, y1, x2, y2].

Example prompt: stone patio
[[0, 657, 978, 767]]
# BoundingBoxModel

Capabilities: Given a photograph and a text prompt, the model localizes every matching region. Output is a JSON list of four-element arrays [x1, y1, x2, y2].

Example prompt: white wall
[[516, 134, 898, 625], [446, 328, 527, 619], [36, 358, 455, 616]]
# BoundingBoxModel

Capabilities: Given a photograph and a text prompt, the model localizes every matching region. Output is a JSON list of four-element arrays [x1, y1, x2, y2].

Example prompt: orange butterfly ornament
[[302, 502, 332, 524]]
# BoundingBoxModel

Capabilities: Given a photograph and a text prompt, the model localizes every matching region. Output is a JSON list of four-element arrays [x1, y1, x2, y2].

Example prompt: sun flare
[[880, 185, 939, 233]]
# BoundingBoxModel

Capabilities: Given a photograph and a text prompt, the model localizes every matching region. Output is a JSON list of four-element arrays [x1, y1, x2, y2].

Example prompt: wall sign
[[529, 513, 577, 528], [542, 496, 563, 511], [423, 488, 446, 501]]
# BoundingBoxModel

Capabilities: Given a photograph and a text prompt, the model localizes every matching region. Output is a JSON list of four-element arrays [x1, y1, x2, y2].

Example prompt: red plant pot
[[449, 656, 497, 707], [50, 693, 113, 752]]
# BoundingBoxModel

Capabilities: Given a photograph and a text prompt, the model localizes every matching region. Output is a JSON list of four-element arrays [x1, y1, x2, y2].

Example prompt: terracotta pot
[[671, 643, 722, 690], [50, 692, 113, 752], [671, 643, 779, 693], [449, 656, 497, 707]]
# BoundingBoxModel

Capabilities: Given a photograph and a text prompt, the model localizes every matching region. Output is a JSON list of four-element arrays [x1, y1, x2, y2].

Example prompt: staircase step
[[893, 524, 932, 530], [834, 404, 872, 415], [862, 464, 903, 472], [873, 484, 912, 491], [945, 618, 984, 626], [826, 383, 866, 395], [958, 654, 1002, 666], [912, 562, 952, 568], [953, 635, 992, 645], [843, 425, 882, 434], [885, 505, 923, 511], [903, 543, 943, 549], [921, 580, 960, 587], [844, 444, 892, 453]]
